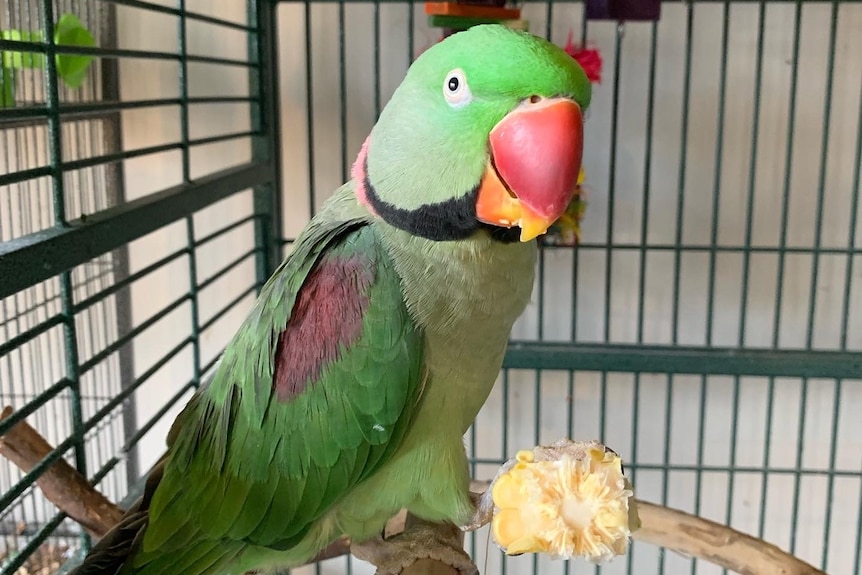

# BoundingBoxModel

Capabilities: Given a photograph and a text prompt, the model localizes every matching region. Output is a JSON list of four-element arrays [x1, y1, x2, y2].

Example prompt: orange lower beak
[[475, 97, 584, 242]]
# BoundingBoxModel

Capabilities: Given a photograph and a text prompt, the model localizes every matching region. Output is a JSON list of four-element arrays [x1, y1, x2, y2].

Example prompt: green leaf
[[0, 13, 96, 93], [54, 13, 96, 89], [0, 29, 46, 70], [1, 67, 16, 107]]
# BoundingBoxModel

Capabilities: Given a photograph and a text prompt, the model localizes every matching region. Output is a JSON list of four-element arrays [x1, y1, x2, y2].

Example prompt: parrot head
[[352, 24, 591, 243]]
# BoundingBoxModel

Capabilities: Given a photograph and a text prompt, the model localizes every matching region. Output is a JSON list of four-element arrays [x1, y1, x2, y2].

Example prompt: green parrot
[[72, 24, 591, 575]]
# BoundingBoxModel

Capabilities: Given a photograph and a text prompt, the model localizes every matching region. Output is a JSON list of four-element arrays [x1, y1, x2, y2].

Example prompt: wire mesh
[[0, 1, 133, 570], [277, 1, 862, 574], [0, 0, 279, 572], [0, 1, 859, 575]]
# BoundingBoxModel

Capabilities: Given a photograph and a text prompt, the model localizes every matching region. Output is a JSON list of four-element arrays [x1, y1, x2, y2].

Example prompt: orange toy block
[[424, 2, 522, 21]]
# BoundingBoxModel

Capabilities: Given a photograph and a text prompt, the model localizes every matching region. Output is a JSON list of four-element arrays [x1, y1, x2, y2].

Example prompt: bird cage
[[0, 1, 860, 575]]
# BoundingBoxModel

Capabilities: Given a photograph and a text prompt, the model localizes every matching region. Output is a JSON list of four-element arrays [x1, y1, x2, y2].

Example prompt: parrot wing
[[131, 197, 427, 571]]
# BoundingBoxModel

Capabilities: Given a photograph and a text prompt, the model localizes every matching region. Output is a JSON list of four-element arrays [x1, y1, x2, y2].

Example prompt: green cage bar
[[0, 1, 860, 575]]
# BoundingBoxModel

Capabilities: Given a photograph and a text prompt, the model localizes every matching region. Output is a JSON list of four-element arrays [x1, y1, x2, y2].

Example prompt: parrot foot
[[462, 456, 521, 533], [461, 490, 494, 532], [351, 521, 478, 575]]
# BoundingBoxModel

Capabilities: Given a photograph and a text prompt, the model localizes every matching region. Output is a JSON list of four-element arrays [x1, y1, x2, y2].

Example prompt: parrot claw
[[462, 456, 521, 532], [351, 521, 479, 575], [462, 490, 494, 532]]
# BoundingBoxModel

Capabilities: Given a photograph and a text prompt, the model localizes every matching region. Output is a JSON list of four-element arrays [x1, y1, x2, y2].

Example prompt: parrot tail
[[122, 539, 244, 575], [68, 457, 244, 575], [67, 456, 166, 575]]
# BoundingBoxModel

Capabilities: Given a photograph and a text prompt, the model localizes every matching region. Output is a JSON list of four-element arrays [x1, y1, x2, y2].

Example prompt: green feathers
[[69, 25, 594, 575], [365, 24, 591, 212], [131, 188, 428, 572]]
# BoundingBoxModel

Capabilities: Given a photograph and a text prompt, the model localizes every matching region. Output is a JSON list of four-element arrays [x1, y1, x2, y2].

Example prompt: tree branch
[[0, 406, 124, 539], [632, 499, 825, 575]]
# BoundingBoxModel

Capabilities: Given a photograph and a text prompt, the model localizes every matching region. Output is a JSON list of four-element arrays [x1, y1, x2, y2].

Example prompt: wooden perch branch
[[633, 499, 826, 575], [0, 413, 826, 575], [0, 406, 124, 539]]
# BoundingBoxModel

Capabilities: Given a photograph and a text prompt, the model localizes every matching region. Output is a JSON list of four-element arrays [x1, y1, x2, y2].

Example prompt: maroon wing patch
[[272, 253, 376, 402]]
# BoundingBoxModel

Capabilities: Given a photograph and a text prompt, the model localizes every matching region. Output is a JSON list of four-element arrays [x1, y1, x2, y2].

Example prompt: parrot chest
[[391, 231, 537, 433], [323, 230, 537, 538]]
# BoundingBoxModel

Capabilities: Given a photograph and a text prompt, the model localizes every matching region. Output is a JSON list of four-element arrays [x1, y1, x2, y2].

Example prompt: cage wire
[[1, 0, 137, 572], [0, 1, 860, 575]]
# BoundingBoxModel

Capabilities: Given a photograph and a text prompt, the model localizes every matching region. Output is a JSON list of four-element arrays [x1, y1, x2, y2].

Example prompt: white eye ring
[[443, 68, 472, 108]]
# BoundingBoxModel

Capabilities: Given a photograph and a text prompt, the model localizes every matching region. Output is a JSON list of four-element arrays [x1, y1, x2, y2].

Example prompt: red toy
[[563, 30, 603, 84]]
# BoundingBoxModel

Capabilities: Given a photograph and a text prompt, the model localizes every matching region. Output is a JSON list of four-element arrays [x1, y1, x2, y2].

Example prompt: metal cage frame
[[0, 1, 860, 574]]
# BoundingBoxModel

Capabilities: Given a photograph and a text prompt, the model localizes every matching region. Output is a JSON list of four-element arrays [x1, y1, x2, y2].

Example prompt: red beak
[[475, 97, 584, 241]]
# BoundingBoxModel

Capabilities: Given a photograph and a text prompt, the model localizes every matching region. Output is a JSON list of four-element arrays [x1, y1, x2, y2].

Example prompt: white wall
[[0, 1, 859, 573], [115, 0, 260, 481], [275, 3, 862, 574]]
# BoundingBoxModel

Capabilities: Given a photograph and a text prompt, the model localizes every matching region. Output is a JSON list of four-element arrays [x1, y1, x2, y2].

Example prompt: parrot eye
[[443, 68, 472, 108]]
